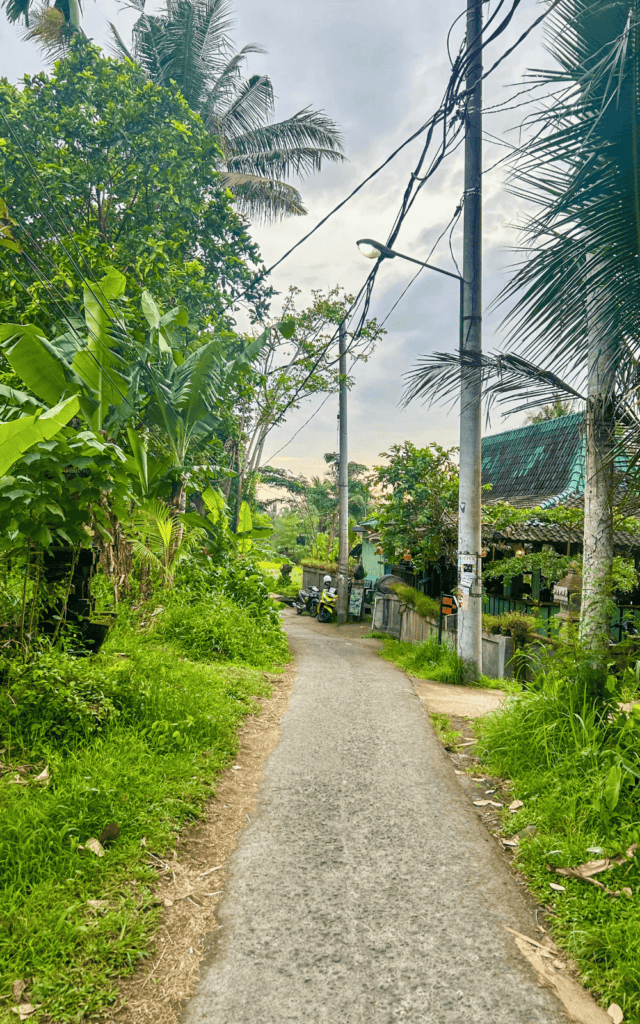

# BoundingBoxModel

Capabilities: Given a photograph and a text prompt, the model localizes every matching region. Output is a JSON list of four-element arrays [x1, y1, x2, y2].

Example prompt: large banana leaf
[[0, 394, 80, 476]]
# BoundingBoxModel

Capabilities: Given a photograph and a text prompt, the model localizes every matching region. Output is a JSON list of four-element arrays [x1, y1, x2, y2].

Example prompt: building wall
[[361, 537, 385, 583]]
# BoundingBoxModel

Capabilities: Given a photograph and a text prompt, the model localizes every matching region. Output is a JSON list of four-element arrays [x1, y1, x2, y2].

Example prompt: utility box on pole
[[458, 0, 483, 673], [337, 321, 349, 624]]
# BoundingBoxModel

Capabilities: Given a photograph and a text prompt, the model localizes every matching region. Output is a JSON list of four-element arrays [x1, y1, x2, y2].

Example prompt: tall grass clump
[[377, 634, 519, 693]]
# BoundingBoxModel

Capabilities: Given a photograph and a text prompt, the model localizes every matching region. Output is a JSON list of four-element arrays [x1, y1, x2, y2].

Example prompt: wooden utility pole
[[457, 0, 483, 672]]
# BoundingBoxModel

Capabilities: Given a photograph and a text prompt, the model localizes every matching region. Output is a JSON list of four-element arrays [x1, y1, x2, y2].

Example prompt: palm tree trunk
[[68, 0, 81, 33], [579, 277, 617, 656]]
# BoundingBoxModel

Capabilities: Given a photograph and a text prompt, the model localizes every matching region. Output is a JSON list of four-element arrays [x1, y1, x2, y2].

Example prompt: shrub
[[390, 582, 440, 620], [174, 556, 273, 614], [482, 610, 543, 644], [0, 646, 118, 754]]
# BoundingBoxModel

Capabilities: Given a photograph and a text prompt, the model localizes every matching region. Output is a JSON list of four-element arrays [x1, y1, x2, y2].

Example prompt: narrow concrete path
[[182, 612, 568, 1024]]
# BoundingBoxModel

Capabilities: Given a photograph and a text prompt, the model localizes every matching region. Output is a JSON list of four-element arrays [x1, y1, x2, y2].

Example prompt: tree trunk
[[579, 275, 617, 656], [94, 495, 133, 603]]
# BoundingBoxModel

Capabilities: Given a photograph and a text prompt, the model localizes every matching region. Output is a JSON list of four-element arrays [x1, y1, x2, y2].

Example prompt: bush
[[174, 555, 274, 613], [0, 646, 118, 754], [390, 582, 440, 620], [482, 610, 543, 644], [150, 594, 289, 668], [377, 634, 520, 693]]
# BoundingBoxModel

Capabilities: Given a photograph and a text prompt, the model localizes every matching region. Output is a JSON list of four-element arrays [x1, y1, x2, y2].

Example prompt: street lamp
[[356, 239, 463, 349], [356, 237, 483, 670]]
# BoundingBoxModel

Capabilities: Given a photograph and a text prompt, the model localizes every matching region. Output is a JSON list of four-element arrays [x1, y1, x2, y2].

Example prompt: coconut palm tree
[[109, 0, 346, 221], [2, 0, 84, 57], [403, 0, 640, 663]]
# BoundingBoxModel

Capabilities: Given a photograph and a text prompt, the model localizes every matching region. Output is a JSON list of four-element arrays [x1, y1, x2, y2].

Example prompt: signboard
[[349, 587, 364, 620], [438, 592, 458, 643]]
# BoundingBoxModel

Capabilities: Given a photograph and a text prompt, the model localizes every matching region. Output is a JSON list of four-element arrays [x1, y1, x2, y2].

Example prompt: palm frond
[[403, 350, 585, 419], [2, 0, 32, 24], [215, 73, 275, 139], [221, 172, 306, 219], [108, 19, 134, 61], [224, 108, 346, 179]]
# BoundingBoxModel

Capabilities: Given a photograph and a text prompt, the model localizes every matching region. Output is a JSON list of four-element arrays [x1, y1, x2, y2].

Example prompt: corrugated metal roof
[[481, 413, 585, 506]]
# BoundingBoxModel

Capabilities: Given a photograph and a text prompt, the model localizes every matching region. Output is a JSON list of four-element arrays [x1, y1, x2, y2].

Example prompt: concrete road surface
[[181, 610, 568, 1024]]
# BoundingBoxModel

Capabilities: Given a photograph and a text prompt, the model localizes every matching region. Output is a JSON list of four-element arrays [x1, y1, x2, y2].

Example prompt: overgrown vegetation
[[390, 582, 440, 621], [376, 635, 521, 694], [477, 653, 640, 1020], [0, 561, 288, 1022]]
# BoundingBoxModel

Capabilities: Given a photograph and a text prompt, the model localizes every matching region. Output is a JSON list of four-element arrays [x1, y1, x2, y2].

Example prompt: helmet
[[323, 575, 332, 586]]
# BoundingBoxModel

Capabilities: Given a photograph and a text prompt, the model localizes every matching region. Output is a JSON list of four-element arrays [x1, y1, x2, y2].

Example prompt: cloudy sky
[[0, 0, 552, 484]]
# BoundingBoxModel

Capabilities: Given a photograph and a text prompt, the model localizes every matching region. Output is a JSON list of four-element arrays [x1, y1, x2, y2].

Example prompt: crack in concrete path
[[181, 610, 570, 1023]]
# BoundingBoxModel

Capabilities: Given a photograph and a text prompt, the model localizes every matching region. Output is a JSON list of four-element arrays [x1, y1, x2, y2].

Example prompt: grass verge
[[476, 684, 640, 1021], [0, 593, 288, 1023], [374, 634, 521, 694]]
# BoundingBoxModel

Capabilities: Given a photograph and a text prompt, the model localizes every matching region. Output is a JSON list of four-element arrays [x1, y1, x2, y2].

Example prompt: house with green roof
[[481, 412, 585, 509]]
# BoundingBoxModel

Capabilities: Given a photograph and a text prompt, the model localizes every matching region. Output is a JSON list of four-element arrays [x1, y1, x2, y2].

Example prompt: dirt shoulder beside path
[[104, 662, 297, 1024]]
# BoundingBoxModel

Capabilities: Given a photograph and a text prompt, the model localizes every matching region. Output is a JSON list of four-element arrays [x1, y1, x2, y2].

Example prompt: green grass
[[376, 635, 521, 694], [477, 680, 640, 1020], [0, 596, 287, 1023], [429, 711, 463, 750]]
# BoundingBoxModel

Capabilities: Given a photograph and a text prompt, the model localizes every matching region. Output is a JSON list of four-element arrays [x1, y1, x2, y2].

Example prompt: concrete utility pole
[[337, 321, 349, 624], [457, 0, 483, 672]]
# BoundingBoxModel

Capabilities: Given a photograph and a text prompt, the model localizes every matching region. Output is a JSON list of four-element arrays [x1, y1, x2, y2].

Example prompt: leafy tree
[[372, 442, 459, 573], [111, 0, 346, 220], [0, 42, 268, 335], [231, 288, 383, 519]]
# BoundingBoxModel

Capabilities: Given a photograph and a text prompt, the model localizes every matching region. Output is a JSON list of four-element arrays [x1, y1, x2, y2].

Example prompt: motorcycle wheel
[[310, 600, 319, 618], [317, 607, 332, 623], [295, 602, 304, 615]]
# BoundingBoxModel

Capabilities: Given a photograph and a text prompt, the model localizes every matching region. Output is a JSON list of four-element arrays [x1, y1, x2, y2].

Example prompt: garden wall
[[373, 594, 515, 678]]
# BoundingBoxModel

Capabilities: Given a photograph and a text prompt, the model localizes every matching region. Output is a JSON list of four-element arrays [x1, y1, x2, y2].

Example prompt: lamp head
[[356, 238, 396, 260]]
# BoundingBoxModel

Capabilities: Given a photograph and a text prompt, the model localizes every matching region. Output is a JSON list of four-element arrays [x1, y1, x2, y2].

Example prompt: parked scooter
[[317, 575, 338, 623], [294, 584, 320, 617]]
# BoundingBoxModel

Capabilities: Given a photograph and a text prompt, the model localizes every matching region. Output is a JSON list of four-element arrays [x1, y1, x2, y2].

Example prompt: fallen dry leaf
[[501, 838, 519, 848], [32, 766, 49, 786], [11, 1004, 40, 1020], [549, 882, 566, 892], [7, 775, 28, 786], [607, 1004, 624, 1023], [11, 981, 26, 1001], [85, 838, 105, 858], [509, 799, 524, 813], [473, 799, 492, 806], [548, 845, 637, 898], [512, 935, 612, 1024], [140, 837, 146, 847], [86, 900, 107, 911]]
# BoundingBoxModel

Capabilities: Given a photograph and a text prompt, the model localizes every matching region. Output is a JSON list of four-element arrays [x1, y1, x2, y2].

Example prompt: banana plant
[[0, 394, 80, 476], [132, 290, 295, 509], [0, 267, 132, 435]]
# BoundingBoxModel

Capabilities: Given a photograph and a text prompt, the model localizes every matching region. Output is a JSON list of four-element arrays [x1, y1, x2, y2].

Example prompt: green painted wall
[[361, 537, 385, 582]]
